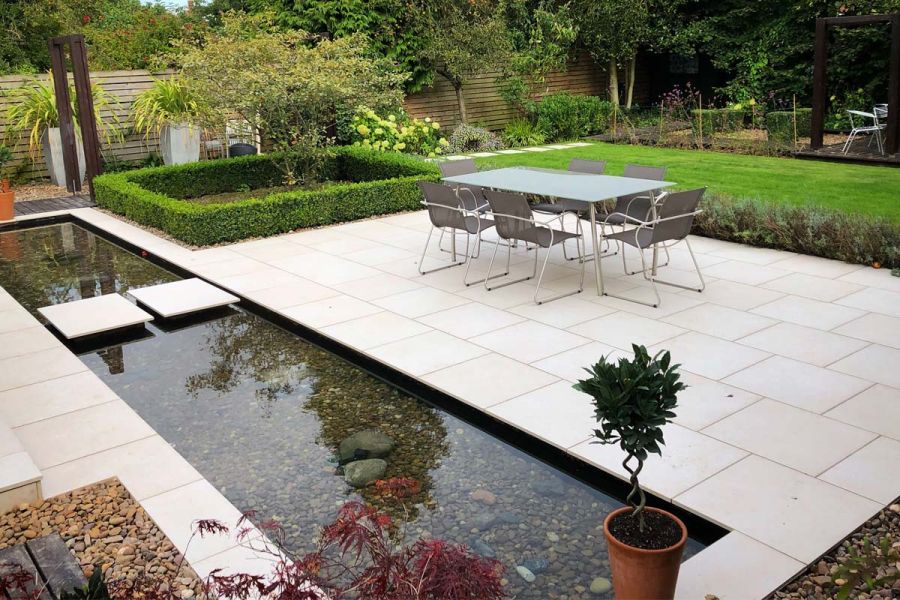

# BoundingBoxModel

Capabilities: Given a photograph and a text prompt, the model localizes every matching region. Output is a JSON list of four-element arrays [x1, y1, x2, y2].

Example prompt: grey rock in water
[[472, 512, 498, 531], [516, 565, 536, 583], [339, 430, 396, 463], [470, 538, 496, 558], [343, 459, 387, 487], [522, 558, 549, 574]]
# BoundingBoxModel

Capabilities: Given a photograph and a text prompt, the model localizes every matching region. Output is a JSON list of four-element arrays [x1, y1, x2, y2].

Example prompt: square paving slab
[[38, 294, 153, 339], [127, 278, 239, 318]]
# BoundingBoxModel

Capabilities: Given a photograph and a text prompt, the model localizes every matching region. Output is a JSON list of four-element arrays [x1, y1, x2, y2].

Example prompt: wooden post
[[47, 39, 80, 193], [811, 18, 828, 150], [698, 93, 703, 149], [887, 14, 900, 154], [69, 35, 102, 199], [793, 95, 798, 146]]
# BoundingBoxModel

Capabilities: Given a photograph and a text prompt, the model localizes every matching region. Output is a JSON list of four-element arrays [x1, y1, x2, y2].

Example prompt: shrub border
[[93, 147, 440, 246]]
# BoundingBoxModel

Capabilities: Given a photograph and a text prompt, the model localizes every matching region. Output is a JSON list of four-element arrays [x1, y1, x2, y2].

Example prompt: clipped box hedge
[[93, 146, 440, 246], [690, 108, 745, 137], [765, 109, 812, 144]]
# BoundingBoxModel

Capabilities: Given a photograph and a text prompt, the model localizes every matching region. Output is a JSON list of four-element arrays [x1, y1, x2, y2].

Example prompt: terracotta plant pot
[[0, 179, 14, 222], [603, 506, 687, 600]]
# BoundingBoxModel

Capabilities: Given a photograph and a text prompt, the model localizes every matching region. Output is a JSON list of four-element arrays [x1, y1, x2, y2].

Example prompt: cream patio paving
[[5, 205, 900, 598]]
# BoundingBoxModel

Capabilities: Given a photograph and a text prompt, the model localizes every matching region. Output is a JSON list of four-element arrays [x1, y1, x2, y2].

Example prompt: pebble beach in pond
[[0, 223, 704, 599]]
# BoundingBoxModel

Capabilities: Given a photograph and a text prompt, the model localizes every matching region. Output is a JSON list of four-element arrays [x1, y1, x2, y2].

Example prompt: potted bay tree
[[574, 344, 687, 600], [132, 76, 206, 165]]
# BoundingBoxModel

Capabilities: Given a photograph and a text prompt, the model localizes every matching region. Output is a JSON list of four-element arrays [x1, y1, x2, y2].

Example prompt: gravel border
[[0, 478, 202, 597], [769, 498, 900, 600]]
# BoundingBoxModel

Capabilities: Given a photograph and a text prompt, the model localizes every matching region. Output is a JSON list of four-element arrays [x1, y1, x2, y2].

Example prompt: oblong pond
[[0, 222, 706, 599]]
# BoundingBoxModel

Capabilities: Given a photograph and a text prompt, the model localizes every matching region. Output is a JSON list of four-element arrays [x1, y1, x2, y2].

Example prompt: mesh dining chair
[[482, 189, 585, 304], [530, 159, 607, 261], [437, 159, 490, 254], [600, 188, 706, 308], [418, 181, 495, 286]]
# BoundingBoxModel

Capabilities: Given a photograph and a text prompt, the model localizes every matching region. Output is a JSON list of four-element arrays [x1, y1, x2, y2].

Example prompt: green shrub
[[93, 147, 440, 246], [765, 109, 812, 144], [446, 124, 503, 154], [690, 108, 745, 137], [695, 195, 900, 269], [534, 93, 614, 141], [501, 119, 546, 147]]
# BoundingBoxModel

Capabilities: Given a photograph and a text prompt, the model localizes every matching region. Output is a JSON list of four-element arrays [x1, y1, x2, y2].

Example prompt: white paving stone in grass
[[572, 424, 748, 499], [545, 144, 571, 149], [128, 278, 239, 318], [675, 532, 804, 600], [470, 320, 591, 363], [703, 399, 876, 476], [469, 151, 498, 157], [367, 330, 490, 376], [38, 294, 153, 339], [522, 146, 551, 152], [832, 312, 900, 349], [826, 385, 900, 440], [488, 381, 594, 448], [737, 322, 870, 368], [443, 155, 469, 161], [672, 372, 761, 431], [321, 312, 431, 350], [495, 149, 526, 154], [819, 437, 900, 504], [424, 353, 558, 409], [829, 344, 900, 389], [675, 455, 881, 563]]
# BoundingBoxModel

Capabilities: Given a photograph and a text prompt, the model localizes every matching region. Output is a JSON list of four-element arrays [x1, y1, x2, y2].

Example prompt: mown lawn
[[474, 142, 900, 223]]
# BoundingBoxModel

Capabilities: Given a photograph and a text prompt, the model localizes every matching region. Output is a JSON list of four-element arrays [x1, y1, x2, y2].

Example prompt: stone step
[[0, 419, 43, 514]]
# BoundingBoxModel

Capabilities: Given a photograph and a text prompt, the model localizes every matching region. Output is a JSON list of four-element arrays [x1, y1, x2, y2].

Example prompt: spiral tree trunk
[[622, 454, 646, 531]]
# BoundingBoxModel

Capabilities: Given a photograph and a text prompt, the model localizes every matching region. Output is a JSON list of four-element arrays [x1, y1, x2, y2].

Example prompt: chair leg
[[630, 239, 705, 293], [465, 238, 509, 286], [486, 238, 535, 291], [419, 227, 466, 275], [535, 228, 585, 304]]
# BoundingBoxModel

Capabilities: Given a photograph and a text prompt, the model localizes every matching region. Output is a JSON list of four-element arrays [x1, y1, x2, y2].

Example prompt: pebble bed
[[770, 500, 900, 600], [0, 479, 202, 597]]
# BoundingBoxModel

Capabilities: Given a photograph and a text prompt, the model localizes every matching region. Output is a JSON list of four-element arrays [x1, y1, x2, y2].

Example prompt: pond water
[[0, 223, 705, 599]]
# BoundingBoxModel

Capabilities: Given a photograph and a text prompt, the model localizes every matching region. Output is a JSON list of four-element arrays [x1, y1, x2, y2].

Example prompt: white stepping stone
[[546, 144, 570, 149], [522, 147, 551, 152], [496, 149, 526, 154], [469, 151, 498, 157], [566, 142, 593, 147], [444, 155, 469, 161], [128, 278, 239, 318], [38, 295, 153, 339]]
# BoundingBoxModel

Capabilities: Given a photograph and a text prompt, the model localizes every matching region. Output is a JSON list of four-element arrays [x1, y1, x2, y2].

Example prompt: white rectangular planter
[[42, 128, 86, 188], [160, 123, 201, 165]]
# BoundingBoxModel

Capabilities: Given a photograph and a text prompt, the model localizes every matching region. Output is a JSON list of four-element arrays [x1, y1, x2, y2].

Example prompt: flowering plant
[[350, 107, 449, 157]]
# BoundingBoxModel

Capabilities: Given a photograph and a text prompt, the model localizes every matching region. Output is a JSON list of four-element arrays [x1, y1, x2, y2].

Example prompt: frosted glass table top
[[442, 166, 675, 202]]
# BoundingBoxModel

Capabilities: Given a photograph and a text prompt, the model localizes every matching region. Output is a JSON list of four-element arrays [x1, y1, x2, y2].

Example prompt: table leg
[[590, 203, 603, 295]]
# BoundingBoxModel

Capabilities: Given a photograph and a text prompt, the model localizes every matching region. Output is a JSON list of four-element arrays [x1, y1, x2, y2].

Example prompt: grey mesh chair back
[[623, 164, 667, 181], [650, 188, 705, 245], [568, 159, 607, 174], [439, 159, 485, 211], [483, 190, 536, 241], [610, 164, 668, 221], [418, 181, 467, 231]]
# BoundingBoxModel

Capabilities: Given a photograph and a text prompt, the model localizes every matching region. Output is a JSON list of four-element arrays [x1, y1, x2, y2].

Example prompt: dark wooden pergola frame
[[811, 13, 900, 155], [48, 34, 102, 197]]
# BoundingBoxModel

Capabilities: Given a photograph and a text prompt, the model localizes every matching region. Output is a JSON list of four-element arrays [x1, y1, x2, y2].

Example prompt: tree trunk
[[608, 58, 620, 107], [454, 82, 468, 124], [625, 55, 636, 109]]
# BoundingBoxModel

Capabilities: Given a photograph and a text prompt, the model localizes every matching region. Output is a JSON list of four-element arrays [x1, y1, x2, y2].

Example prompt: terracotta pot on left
[[603, 506, 687, 600], [0, 179, 14, 222]]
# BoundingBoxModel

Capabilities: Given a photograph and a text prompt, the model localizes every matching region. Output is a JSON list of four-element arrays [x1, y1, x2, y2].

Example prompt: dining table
[[441, 166, 676, 295]]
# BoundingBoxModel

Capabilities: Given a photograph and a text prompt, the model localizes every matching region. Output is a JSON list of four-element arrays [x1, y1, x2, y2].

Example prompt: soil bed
[[0, 478, 202, 597]]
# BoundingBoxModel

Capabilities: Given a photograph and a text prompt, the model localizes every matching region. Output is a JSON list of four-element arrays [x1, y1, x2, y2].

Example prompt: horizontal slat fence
[[0, 70, 171, 181], [2, 55, 639, 181], [405, 53, 612, 129]]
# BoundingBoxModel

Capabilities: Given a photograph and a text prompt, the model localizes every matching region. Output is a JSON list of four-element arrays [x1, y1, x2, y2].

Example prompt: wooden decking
[[795, 139, 900, 166], [14, 195, 95, 217]]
